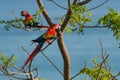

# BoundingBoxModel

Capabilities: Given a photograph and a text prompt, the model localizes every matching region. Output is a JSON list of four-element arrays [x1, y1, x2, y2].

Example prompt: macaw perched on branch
[[21, 24, 60, 70], [21, 10, 45, 28]]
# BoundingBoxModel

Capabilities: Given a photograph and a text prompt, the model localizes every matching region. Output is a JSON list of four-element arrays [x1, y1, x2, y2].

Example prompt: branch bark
[[57, 1, 79, 80], [77, 0, 91, 5], [58, 1, 91, 80], [61, 0, 91, 32], [36, 0, 53, 26], [61, 0, 77, 32], [57, 30, 70, 80]]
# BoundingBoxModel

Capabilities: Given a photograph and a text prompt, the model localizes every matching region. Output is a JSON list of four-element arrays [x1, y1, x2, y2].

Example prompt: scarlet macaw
[[21, 24, 60, 70], [21, 10, 39, 28]]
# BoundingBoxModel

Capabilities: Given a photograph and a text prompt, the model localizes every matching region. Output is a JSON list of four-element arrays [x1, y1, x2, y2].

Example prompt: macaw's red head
[[21, 11, 31, 17], [52, 24, 61, 29]]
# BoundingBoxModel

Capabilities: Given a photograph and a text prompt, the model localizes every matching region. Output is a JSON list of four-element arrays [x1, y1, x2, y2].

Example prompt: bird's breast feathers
[[43, 28, 57, 39], [24, 17, 34, 25]]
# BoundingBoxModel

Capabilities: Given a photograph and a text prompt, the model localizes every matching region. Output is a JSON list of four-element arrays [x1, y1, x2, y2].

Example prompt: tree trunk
[[36, 0, 91, 80], [57, 30, 71, 80]]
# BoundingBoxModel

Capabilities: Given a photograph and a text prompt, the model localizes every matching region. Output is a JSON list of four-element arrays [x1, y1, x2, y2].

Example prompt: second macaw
[[21, 10, 40, 28], [21, 24, 60, 70]]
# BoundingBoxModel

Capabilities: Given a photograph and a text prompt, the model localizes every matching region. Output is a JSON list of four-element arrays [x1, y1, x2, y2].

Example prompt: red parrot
[[21, 24, 60, 70], [21, 10, 48, 29]]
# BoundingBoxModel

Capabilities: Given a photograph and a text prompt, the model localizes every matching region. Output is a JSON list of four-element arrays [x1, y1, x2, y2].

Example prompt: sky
[[0, 0, 120, 21]]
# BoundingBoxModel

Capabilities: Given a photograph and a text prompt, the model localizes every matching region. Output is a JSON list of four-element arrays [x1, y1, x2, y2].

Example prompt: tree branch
[[57, 30, 71, 80], [22, 46, 35, 80], [36, 0, 53, 26], [96, 54, 109, 80], [58, 1, 92, 80], [48, 0, 68, 10], [61, 0, 77, 32], [83, 25, 120, 29], [0, 65, 28, 79], [77, 0, 91, 5], [29, 60, 34, 80], [70, 61, 86, 80], [68, 0, 71, 9], [41, 51, 63, 77], [40, 37, 57, 51], [61, 0, 91, 32], [111, 72, 120, 80], [88, 0, 109, 11], [61, 10, 72, 32]]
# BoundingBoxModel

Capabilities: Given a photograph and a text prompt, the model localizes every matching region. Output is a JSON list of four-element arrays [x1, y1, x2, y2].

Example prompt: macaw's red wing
[[21, 43, 43, 70]]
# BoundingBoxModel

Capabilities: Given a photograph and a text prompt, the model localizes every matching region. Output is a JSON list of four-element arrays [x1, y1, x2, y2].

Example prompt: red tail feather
[[35, 26, 49, 29], [21, 44, 42, 70]]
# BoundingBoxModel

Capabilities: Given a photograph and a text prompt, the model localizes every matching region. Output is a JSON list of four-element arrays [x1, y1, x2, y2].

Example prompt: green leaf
[[98, 8, 120, 40], [80, 55, 113, 80], [0, 52, 16, 68], [67, 5, 91, 34], [65, 26, 72, 34]]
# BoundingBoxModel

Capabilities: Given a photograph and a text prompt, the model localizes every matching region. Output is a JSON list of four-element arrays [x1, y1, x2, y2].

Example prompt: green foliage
[[32, 9, 43, 21], [0, 52, 16, 68], [83, 68, 112, 80], [80, 56, 114, 80], [98, 8, 120, 40], [0, 18, 23, 31], [66, 5, 91, 34]]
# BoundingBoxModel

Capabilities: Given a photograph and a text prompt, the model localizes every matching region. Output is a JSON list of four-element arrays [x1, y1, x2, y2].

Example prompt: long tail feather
[[34, 26, 49, 29], [21, 43, 44, 70]]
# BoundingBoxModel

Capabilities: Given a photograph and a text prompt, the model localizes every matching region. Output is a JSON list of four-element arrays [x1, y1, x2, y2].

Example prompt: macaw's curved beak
[[21, 11, 25, 16]]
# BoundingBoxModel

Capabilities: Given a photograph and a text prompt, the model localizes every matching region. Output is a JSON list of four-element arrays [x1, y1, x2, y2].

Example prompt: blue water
[[0, 0, 120, 80]]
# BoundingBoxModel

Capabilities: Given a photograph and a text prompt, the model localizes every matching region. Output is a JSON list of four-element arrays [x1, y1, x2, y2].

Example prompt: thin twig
[[37, 0, 53, 26], [48, 0, 107, 12], [83, 25, 120, 29], [70, 60, 86, 80], [73, 0, 77, 5], [7, 72, 30, 76], [68, 0, 71, 9], [11, 12, 23, 27], [41, 51, 64, 77], [61, 0, 91, 31], [96, 54, 109, 80], [111, 71, 120, 80], [77, 0, 91, 6], [4, 54, 15, 68], [48, 0, 68, 10], [21, 46, 35, 79], [61, 0, 77, 31], [87, 0, 109, 11], [11, 66, 24, 72], [99, 38, 111, 72], [21, 46, 30, 55], [29, 60, 34, 80], [0, 65, 28, 79], [40, 37, 57, 51], [99, 38, 105, 60], [70, 68, 86, 80]]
